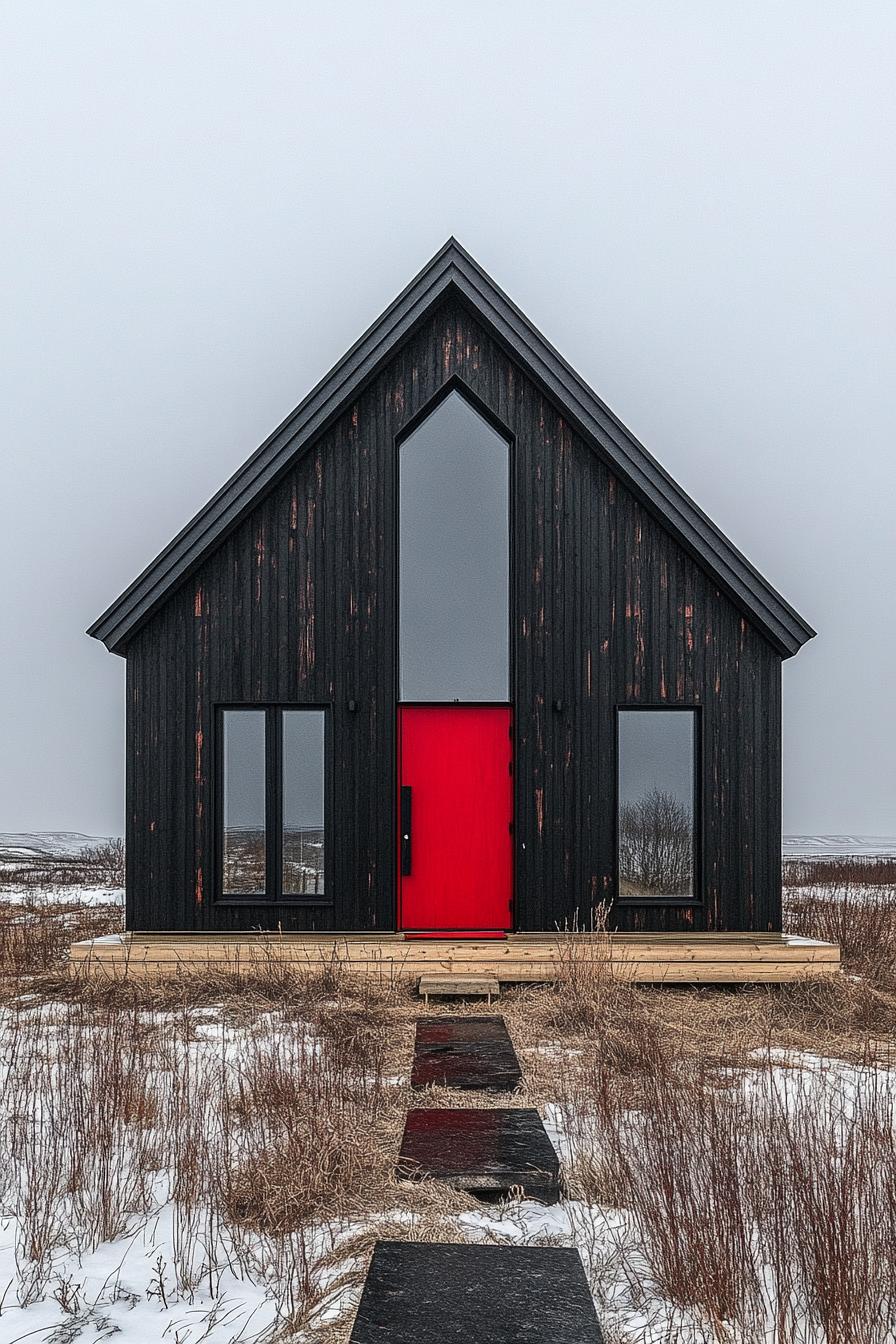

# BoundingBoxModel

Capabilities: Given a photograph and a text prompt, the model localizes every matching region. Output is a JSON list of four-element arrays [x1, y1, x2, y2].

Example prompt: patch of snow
[[0, 1009, 360, 1342], [543, 1053, 896, 1342], [0, 886, 125, 906], [3, 1003, 893, 1343], [0, 1211, 278, 1344]]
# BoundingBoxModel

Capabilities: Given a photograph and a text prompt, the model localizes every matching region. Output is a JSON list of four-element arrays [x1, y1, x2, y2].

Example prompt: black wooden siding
[[126, 297, 782, 934]]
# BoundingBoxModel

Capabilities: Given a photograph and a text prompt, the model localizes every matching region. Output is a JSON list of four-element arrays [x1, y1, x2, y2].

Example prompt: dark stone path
[[349, 1241, 603, 1343], [410, 1015, 523, 1092], [348, 1014, 602, 1341], [398, 1106, 560, 1202]]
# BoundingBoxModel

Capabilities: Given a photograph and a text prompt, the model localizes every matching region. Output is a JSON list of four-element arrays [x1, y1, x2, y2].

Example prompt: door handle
[[400, 785, 412, 876]]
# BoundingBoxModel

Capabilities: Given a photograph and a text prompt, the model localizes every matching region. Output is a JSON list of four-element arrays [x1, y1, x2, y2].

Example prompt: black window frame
[[214, 703, 332, 907], [613, 704, 702, 906]]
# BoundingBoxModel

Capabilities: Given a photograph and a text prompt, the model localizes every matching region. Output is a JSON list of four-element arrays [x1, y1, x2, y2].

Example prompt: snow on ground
[[0, 1199, 371, 1343], [541, 1052, 896, 1343], [0, 1211, 279, 1343], [0, 1004, 347, 1343], [783, 882, 895, 910], [2, 996, 894, 1344], [0, 885, 124, 907], [0, 829, 893, 1339]]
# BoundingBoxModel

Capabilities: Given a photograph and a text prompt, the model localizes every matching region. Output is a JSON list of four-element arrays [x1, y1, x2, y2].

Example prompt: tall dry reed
[[0, 983, 401, 1327]]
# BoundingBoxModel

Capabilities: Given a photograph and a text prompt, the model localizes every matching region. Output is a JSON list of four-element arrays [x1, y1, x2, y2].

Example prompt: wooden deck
[[69, 931, 840, 985]]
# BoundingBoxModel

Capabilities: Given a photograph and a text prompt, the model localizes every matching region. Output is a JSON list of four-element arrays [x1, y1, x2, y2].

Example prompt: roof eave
[[88, 246, 465, 654]]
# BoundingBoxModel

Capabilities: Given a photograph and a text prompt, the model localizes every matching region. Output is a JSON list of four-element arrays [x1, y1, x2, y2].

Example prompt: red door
[[398, 706, 513, 935]]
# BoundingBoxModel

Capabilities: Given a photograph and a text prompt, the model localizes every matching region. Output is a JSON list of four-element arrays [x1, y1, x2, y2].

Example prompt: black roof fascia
[[88, 238, 815, 657]]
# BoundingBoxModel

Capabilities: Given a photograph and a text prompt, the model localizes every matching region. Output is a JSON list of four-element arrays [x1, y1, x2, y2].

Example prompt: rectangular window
[[222, 709, 266, 895], [219, 706, 326, 901], [282, 710, 325, 896], [617, 709, 697, 900]]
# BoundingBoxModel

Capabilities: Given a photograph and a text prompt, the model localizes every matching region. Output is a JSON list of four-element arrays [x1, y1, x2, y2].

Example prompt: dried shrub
[[533, 908, 668, 1076], [221, 1007, 391, 1232], [0, 985, 406, 1321], [785, 855, 896, 888], [559, 1042, 896, 1342], [0, 896, 123, 980], [786, 878, 896, 992]]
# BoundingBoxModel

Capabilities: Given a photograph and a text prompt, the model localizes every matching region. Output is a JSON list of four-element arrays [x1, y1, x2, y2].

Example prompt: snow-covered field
[[0, 1002, 351, 1342], [0, 833, 125, 910], [0, 884, 125, 906], [0, 979, 893, 1343], [1, 836, 894, 1340]]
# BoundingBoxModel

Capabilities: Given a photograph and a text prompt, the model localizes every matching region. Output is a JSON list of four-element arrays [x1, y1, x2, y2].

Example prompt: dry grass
[[0, 837, 124, 979], [555, 1039, 896, 1343], [0, 932, 525, 1337], [787, 883, 896, 992], [0, 978, 482, 1335], [504, 904, 896, 1342], [1, 861, 896, 1339], [785, 855, 896, 888], [783, 854, 896, 991], [0, 894, 122, 978]]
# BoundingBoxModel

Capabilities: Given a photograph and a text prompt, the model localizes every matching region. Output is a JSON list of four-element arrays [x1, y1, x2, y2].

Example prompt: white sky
[[1, 2, 894, 835]]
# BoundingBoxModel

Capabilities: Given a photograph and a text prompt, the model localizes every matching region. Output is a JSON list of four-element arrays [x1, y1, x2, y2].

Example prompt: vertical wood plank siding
[[126, 298, 782, 933]]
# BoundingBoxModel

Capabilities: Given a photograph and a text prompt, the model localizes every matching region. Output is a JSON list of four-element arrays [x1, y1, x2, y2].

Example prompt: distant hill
[[1, 830, 894, 862], [784, 835, 896, 857], [0, 832, 113, 859]]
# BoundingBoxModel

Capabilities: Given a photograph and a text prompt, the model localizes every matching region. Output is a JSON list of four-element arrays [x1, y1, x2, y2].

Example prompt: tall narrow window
[[222, 709, 266, 895], [399, 390, 509, 701], [282, 710, 325, 895], [617, 709, 697, 899]]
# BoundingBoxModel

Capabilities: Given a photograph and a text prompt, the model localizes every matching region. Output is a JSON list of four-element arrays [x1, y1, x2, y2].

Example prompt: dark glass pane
[[222, 710, 266, 895], [400, 390, 509, 701], [618, 711, 695, 898], [282, 710, 325, 895]]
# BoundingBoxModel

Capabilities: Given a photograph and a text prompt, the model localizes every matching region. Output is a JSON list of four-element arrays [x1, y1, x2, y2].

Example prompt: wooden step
[[418, 974, 500, 1003]]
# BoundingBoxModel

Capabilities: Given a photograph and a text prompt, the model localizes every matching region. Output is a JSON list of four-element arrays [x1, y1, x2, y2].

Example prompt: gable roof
[[89, 238, 815, 657]]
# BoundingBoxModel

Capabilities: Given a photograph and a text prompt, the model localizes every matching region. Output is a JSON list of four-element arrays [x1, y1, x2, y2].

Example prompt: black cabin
[[89, 241, 814, 937]]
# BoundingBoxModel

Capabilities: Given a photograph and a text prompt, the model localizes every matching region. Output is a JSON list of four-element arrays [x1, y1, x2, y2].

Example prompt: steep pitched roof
[[89, 238, 814, 657]]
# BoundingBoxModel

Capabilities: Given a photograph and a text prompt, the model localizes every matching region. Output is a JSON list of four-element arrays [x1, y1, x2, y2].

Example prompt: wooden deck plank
[[69, 930, 840, 984], [111, 934, 838, 956], [71, 946, 839, 969]]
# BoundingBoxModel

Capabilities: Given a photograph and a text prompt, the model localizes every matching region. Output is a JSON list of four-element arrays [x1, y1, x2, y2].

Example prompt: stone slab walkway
[[410, 1015, 523, 1092], [397, 1106, 560, 1202], [349, 1241, 603, 1343], [350, 1013, 602, 1340]]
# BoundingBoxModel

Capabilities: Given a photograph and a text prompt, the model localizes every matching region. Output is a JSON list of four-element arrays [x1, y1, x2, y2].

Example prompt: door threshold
[[402, 930, 509, 941]]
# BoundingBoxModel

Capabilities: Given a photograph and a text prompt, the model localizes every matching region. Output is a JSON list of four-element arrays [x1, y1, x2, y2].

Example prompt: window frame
[[613, 704, 703, 906], [214, 703, 332, 906]]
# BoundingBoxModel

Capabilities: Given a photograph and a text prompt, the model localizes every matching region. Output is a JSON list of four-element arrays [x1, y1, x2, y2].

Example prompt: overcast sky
[[1, 3, 893, 837]]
